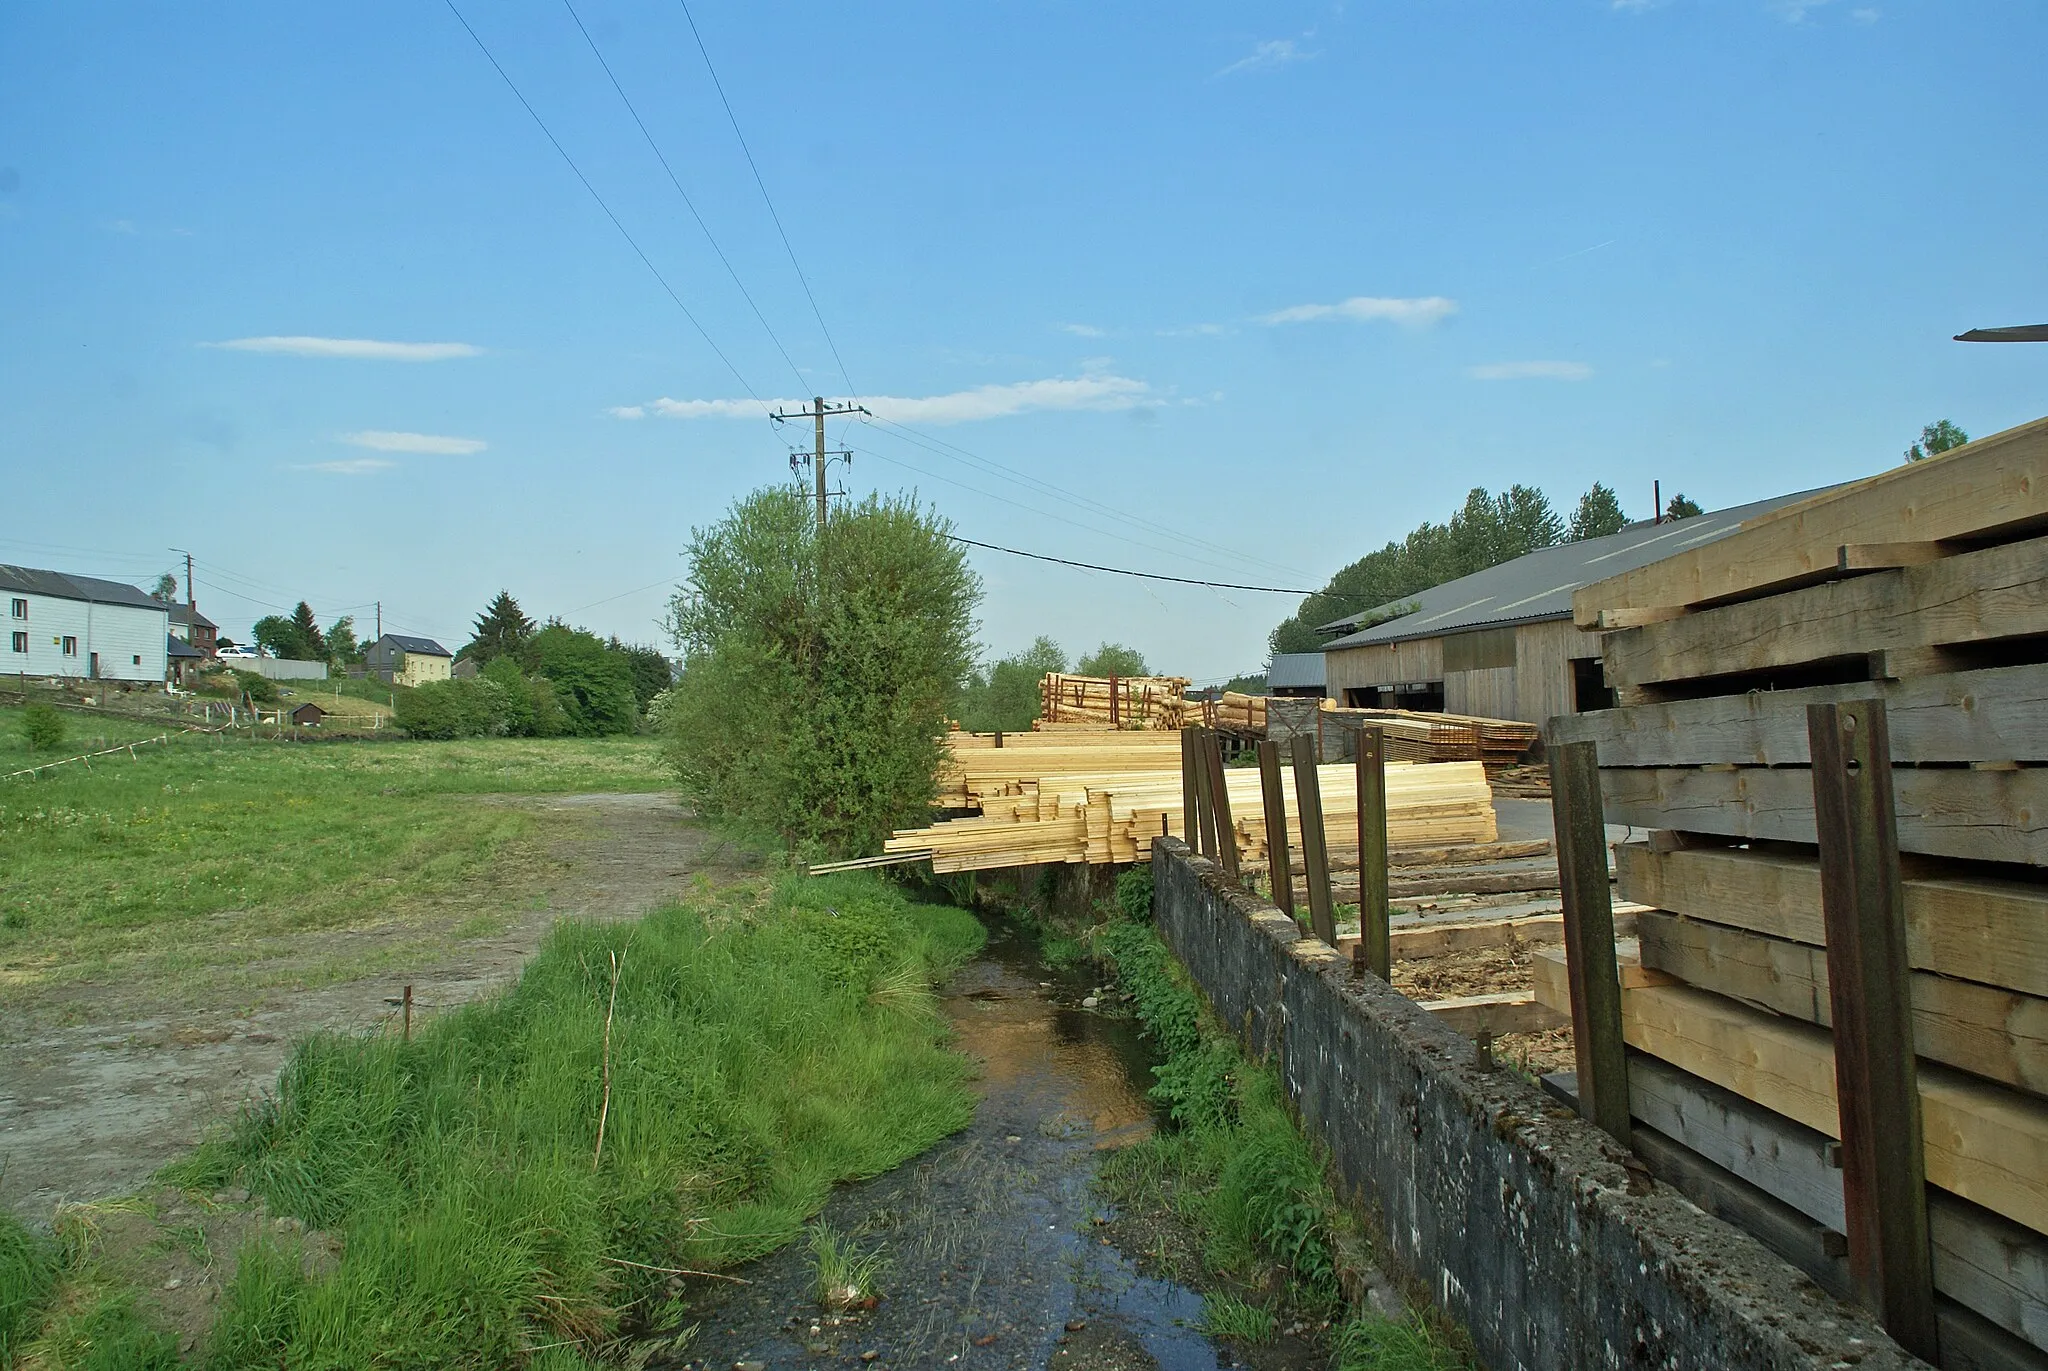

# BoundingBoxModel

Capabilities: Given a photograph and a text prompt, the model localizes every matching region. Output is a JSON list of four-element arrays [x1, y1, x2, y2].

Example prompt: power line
[[674, 0, 857, 399], [943, 535, 1332, 594], [443, 0, 767, 408], [557, 0, 809, 392]]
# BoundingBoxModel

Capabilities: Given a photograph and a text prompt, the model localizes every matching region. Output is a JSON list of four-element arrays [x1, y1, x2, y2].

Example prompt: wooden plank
[[1418, 990, 1563, 1037], [1257, 740, 1296, 922], [1809, 698, 1940, 1357], [1549, 738, 1631, 1143], [1203, 727, 1240, 879], [1188, 727, 1217, 859], [1600, 530, 2048, 691], [1616, 843, 2048, 1001], [1594, 605, 1690, 631], [1580, 981, 2048, 1237], [1637, 912, 2048, 1095], [1600, 765, 2048, 866], [1291, 733, 1337, 946], [1356, 725, 1391, 979], [1551, 663, 2048, 768], [1548, 1066, 2048, 1365], [1840, 541, 1956, 571], [1571, 413, 2048, 629]]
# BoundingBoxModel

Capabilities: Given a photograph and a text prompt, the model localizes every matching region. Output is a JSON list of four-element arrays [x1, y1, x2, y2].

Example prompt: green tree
[[21, 705, 66, 753], [1663, 493, 1704, 520], [521, 624, 638, 736], [1566, 483, 1628, 541], [463, 590, 535, 665], [1267, 485, 1565, 655], [326, 615, 362, 667], [1076, 642, 1149, 678], [481, 656, 568, 737], [1905, 419, 1969, 463], [151, 572, 178, 604], [605, 637, 675, 709], [664, 486, 979, 856], [956, 636, 1066, 733], [251, 602, 325, 660]]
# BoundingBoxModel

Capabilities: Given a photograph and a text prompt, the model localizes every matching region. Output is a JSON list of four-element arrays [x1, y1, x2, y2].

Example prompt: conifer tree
[[465, 591, 535, 665], [1567, 483, 1628, 541]]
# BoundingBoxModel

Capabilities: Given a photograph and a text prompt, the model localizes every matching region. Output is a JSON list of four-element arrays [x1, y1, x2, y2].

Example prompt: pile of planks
[[889, 747, 1495, 873], [1038, 673, 1190, 729], [1545, 415, 2048, 1363], [934, 729, 1185, 809]]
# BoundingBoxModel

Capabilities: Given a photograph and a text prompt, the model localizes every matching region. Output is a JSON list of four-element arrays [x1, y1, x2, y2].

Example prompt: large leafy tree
[[326, 615, 363, 666], [520, 624, 639, 736], [664, 486, 979, 856], [1567, 483, 1628, 542], [1905, 419, 1969, 463], [463, 590, 536, 664], [605, 637, 675, 708], [251, 601, 326, 660], [956, 636, 1067, 734], [1077, 642, 1149, 678]]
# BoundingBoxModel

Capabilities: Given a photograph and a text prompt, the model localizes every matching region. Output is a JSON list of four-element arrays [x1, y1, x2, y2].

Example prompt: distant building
[[450, 657, 480, 680], [1316, 492, 1825, 726], [1264, 652, 1327, 699], [289, 702, 327, 727], [0, 564, 168, 684], [166, 634, 205, 686], [365, 633, 454, 687], [169, 602, 219, 658]]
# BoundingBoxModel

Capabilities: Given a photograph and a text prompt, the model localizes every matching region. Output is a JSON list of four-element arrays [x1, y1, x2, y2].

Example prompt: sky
[[2, 1, 2043, 683]]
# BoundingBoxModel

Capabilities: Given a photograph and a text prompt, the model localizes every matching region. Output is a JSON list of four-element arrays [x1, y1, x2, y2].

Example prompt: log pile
[[888, 756, 1495, 872], [1038, 673, 1190, 729], [1546, 415, 2048, 1359]]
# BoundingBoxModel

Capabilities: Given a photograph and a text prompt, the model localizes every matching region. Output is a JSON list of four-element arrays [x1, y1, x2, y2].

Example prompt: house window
[[9, 599, 24, 619], [61, 636, 78, 656], [132, 654, 142, 666], [9, 632, 24, 654]]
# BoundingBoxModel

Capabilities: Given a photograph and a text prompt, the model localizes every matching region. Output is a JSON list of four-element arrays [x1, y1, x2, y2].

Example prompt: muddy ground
[[0, 791, 757, 1219]]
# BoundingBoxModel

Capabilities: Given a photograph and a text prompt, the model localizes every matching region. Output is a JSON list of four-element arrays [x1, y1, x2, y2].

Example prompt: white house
[[1, 565, 170, 684]]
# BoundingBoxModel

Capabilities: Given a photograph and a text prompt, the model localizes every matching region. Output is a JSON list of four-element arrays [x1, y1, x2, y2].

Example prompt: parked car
[[218, 646, 257, 660]]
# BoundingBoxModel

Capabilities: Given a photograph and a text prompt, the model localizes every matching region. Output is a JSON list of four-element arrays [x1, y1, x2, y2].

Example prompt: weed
[[0, 1211, 58, 1359], [1201, 1292, 1277, 1344], [1114, 866, 1153, 922], [1039, 934, 1083, 970], [807, 1222, 887, 1310], [1335, 1313, 1469, 1370]]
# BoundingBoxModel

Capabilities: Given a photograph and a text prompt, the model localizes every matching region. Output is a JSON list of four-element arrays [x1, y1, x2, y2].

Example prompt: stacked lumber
[[886, 759, 1495, 872], [1038, 673, 1190, 729], [1323, 708, 1539, 764], [933, 731, 1185, 809], [1546, 415, 2048, 1358]]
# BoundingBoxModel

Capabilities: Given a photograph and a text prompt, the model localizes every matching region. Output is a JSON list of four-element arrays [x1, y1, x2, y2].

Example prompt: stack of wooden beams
[[1038, 673, 1191, 729], [933, 730, 1186, 809], [1353, 708, 1538, 763], [1545, 414, 2048, 1361], [1190, 691, 1268, 735], [887, 758, 1495, 872]]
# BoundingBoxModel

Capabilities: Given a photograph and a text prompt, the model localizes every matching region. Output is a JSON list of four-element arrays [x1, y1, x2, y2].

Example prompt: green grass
[[1200, 1292, 1277, 1343], [0, 1213, 59, 1361], [0, 711, 671, 991], [806, 1221, 887, 1310], [10, 871, 984, 1367]]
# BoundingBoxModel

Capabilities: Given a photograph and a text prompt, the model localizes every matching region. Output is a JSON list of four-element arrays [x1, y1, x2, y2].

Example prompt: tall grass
[[0, 1212, 58, 1360], [147, 871, 984, 1366]]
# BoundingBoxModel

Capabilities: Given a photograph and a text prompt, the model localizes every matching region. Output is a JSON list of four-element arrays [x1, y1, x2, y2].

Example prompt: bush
[[392, 678, 511, 740], [232, 669, 279, 704], [20, 704, 66, 753], [1115, 866, 1154, 922], [523, 626, 638, 737], [481, 657, 569, 738]]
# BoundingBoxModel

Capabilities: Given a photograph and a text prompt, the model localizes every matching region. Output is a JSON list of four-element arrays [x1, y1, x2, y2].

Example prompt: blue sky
[[2, 1, 2042, 682]]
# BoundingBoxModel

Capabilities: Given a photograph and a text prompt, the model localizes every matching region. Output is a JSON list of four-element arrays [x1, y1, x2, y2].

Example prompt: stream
[[662, 919, 1315, 1371]]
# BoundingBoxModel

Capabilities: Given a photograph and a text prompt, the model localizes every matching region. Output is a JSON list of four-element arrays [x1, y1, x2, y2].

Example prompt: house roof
[[169, 603, 218, 631], [1318, 489, 1832, 652], [0, 564, 166, 613], [376, 633, 451, 657], [166, 634, 204, 660], [1265, 652, 1327, 690]]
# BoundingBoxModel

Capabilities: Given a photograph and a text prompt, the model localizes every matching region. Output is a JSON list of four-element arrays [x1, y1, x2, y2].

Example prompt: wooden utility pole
[[772, 396, 870, 534]]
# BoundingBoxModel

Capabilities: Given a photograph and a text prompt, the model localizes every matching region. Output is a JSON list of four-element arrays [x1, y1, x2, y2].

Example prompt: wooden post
[[402, 984, 413, 1043], [1203, 726, 1240, 879], [1355, 725, 1391, 979], [1289, 734, 1336, 945], [1257, 740, 1296, 922], [1109, 673, 1120, 729], [1548, 739, 1630, 1144], [1179, 727, 1198, 846], [1807, 699, 1940, 1361]]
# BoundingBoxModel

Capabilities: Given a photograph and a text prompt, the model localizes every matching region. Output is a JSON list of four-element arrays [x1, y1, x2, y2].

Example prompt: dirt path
[[0, 792, 755, 1220]]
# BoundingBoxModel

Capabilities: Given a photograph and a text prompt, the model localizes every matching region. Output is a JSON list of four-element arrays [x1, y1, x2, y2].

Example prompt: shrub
[[20, 704, 66, 753], [231, 669, 279, 704], [523, 626, 638, 737], [1115, 866, 1154, 922], [392, 678, 510, 740]]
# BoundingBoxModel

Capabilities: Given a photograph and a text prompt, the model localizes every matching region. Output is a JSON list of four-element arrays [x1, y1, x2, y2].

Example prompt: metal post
[[1548, 738, 1631, 1144], [1257, 740, 1296, 922], [1356, 725, 1391, 979], [1808, 700, 1939, 1360], [1180, 728, 1199, 846], [1188, 728, 1217, 858], [1203, 727, 1239, 879], [1289, 734, 1336, 945]]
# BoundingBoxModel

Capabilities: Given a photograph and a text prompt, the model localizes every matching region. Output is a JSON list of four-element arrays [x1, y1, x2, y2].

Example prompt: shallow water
[[660, 920, 1301, 1371]]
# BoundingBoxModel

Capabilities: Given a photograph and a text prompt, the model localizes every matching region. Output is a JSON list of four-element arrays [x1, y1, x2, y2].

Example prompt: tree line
[[953, 637, 1149, 734]]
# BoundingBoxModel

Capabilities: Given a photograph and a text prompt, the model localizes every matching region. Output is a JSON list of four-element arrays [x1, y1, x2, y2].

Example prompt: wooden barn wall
[[1447, 666, 1518, 719], [1324, 637, 1444, 699]]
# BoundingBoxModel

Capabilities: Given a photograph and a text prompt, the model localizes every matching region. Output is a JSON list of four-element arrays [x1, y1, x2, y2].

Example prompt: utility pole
[[771, 396, 868, 533], [376, 602, 382, 641]]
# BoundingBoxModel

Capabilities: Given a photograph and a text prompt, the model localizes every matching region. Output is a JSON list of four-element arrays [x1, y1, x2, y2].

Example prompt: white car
[[218, 646, 257, 660]]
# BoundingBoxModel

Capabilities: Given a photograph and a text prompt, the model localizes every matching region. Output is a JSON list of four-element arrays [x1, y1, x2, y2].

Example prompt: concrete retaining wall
[[1149, 837, 1924, 1371]]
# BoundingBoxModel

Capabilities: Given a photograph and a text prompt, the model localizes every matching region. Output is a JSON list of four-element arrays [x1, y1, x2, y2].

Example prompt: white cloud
[[1057, 322, 1106, 338], [300, 458, 397, 476], [1468, 360, 1594, 381], [1218, 37, 1314, 77], [1850, 6, 1880, 20], [342, 430, 488, 455], [614, 374, 1155, 427], [210, 336, 482, 361], [1156, 323, 1229, 338], [1259, 295, 1458, 327]]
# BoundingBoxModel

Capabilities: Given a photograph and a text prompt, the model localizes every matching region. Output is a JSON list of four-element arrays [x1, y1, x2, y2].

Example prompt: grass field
[[0, 706, 672, 997]]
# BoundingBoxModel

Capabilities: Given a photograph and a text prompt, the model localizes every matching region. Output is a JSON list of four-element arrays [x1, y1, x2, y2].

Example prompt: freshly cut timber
[[1327, 708, 1540, 764], [886, 760, 1495, 872], [1038, 673, 1191, 729]]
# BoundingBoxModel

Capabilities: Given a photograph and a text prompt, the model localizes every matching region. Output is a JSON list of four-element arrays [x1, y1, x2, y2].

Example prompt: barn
[[1, 565, 170, 684], [1316, 492, 1822, 726]]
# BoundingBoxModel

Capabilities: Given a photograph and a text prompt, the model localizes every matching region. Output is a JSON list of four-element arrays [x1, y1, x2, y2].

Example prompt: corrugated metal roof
[[1265, 652, 1327, 690], [0, 564, 167, 612], [1318, 489, 1830, 652]]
